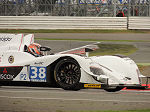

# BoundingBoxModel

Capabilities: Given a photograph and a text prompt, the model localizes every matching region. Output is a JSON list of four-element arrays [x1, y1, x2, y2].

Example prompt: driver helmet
[[28, 43, 42, 57]]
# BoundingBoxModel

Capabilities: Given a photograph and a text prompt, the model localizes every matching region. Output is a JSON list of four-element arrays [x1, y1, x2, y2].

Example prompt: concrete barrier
[[0, 16, 150, 30], [0, 16, 127, 30], [128, 17, 150, 30]]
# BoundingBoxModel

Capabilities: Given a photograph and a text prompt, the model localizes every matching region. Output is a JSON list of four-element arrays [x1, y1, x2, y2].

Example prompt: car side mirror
[[40, 47, 51, 51]]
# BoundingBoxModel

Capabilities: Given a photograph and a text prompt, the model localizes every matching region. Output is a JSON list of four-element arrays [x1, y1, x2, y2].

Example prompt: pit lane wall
[[0, 16, 149, 30]]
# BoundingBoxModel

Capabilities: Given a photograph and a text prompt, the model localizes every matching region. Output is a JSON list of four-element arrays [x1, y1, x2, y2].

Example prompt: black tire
[[104, 86, 123, 92], [54, 58, 81, 90]]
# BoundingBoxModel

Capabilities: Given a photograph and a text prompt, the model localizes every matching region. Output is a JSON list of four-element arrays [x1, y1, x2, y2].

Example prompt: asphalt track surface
[[1, 33, 150, 112], [35, 33, 150, 41], [0, 86, 150, 112]]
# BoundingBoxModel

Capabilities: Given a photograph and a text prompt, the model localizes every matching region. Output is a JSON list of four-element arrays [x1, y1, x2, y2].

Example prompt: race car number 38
[[29, 66, 46, 82]]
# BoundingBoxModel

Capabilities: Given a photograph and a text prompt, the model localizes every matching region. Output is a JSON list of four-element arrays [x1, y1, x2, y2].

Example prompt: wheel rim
[[56, 62, 81, 85]]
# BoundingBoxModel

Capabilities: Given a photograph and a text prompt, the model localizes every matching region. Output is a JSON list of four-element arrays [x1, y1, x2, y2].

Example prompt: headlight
[[90, 66, 104, 76]]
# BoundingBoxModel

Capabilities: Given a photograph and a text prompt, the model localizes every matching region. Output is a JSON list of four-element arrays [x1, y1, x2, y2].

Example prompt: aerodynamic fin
[[57, 42, 100, 56]]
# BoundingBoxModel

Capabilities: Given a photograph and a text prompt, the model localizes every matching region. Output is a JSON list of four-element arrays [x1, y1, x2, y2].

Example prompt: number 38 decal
[[29, 66, 46, 82]]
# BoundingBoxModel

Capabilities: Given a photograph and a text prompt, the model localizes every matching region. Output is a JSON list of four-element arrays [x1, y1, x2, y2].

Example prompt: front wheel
[[104, 86, 124, 92], [54, 58, 81, 90]]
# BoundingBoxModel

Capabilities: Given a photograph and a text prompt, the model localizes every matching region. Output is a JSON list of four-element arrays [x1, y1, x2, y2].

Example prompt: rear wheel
[[54, 58, 81, 90], [104, 86, 123, 92]]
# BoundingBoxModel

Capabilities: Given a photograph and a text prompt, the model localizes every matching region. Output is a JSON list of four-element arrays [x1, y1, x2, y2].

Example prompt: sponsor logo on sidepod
[[0, 37, 12, 42], [0, 67, 23, 80], [0, 74, 14, 80], [0, 68, 14, 80]]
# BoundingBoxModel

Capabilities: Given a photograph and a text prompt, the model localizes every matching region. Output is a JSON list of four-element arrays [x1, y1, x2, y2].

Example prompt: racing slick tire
[[104, 86, 124, 92], [54, 58, 81, 90]]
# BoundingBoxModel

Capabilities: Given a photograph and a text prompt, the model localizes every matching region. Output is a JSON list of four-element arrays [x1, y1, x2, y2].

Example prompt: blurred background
[[0, 0, 150, 17]]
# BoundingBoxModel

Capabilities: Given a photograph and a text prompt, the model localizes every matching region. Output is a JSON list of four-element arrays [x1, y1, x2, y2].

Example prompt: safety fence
[[0, 16, 150, 30], [0, 0, 150, 17]]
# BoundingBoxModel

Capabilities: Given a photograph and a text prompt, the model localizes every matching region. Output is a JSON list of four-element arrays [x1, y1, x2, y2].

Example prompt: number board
[[29, 66, 46, 82]]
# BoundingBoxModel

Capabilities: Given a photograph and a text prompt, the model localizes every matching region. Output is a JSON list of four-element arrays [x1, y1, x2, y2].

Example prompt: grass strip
[[137, 63, 150, 66], [0, 29, 150, 33]]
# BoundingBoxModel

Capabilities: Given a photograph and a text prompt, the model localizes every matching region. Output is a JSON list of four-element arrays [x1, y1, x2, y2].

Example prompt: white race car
[[0, 34, 146, 92]]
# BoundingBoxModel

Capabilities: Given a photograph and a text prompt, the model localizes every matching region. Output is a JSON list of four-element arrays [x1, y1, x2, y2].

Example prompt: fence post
[[113, 0, 117, 17], [66, 0, 71, 16], [149, 0, 150, 16], [127, 0, 130, 30], [15, 0, 19, 16]]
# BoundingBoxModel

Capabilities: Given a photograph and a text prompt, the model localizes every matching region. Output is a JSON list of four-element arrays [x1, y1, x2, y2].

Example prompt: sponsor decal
[[34, 62, 44, 65], [29, 66, 46, 82], [0, 68, 14, 80], [0, 74, 14, 80], [84, 84, 101, 88], [0, 37, 12, 42], [0, 67, 23, 81], [3, 68, 7, 74], [8, 55, 14, 64], [20, 73, 27, 81]]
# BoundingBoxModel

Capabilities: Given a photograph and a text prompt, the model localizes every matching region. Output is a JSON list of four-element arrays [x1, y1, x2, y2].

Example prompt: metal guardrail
[[0, 16, 127, 30], [128, 17, 150, 30], [0, 16, 150, 30]]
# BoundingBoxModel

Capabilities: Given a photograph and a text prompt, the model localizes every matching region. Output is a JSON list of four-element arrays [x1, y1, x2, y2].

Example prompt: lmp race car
[[0, 34, 147, 92]]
